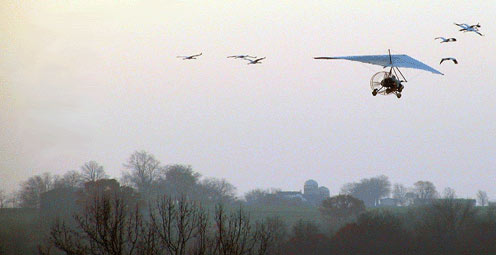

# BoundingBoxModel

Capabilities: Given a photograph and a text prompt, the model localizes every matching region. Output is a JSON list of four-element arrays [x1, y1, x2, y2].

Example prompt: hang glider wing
[[314, 54, 444, 75]]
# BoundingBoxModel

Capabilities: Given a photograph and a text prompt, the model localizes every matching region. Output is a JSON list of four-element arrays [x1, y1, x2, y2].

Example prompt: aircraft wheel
[[396, 93, 402, 98], [372, 89, 378, 96]]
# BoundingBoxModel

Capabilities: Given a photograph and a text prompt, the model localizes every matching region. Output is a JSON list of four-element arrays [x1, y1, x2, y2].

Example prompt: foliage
[[284, 220, 329, 255], [155, 164, 200, 198], [319, 195, 365, 223], [411, 198, 490, 254], [341, 175, 391, 207], [330, 211, 412, 255]]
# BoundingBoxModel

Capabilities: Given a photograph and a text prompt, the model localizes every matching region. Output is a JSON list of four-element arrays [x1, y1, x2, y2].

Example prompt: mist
[[1, 0, 495, 198]]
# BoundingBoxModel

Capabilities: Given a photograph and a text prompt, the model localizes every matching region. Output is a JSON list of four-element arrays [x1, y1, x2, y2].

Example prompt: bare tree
[[45, 192, 274, 255], [122, 151, 162, 194], [6, 191, 19, 208], [49, 194, 152, 255], [477, 190, 488, 206], [413, 181, 438, 201], [80, 160, 108, 182], [392, 184, 408, 206], [442, 187, 457, 199], [18, 172, 56, 208], [262, 217, 288, 255], [0, 189, 6, 208], [149, 196, 208, 255], [212, 205, 269, 255], [54, 170, 84, 189]]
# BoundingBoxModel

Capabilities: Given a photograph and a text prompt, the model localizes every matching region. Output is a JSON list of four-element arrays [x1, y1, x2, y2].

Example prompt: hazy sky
[[1, 1, 495, 198]]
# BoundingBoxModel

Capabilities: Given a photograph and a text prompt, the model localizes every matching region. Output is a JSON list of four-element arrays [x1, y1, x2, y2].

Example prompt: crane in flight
[[440, 58, 458, 64], [245, 57, 266, 65], [177, 53, 202, 60], [454, 23, 484, 36], [227, 55, 257, 59], [435, 37, 457, 43]]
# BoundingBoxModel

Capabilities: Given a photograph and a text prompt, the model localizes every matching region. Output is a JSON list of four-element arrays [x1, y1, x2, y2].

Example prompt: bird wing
[[315, 54, 444, 75], [452, 59, 458, 64], [440, 59, 445, 64], [254, 57, 265, 62], [435, 37, 446, 40], [191, 53, 202, 57], [475, 30, 484, 36]]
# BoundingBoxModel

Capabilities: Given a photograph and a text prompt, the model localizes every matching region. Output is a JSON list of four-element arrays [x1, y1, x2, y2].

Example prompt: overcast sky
[[1, 1, 495, 198]]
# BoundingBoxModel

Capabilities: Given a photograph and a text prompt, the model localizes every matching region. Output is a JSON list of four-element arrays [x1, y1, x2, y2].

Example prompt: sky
[[0, 1, 495, 199]]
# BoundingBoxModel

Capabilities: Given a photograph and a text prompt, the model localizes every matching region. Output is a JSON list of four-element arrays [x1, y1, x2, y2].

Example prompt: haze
[[0, 1, 495, 198]]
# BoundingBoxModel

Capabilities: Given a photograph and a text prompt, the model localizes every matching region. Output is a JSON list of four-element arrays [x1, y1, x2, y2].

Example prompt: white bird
[[440, 58, 458, 64], [435, 37, 457, 43], [244, 57, 266, 65], [227, 55, 257, 59], [454, 23, 484, 36], [177, 53, 202, 60]]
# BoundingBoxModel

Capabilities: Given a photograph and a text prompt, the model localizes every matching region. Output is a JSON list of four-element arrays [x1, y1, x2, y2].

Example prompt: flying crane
[[454, 23, 484, 36], [244, 57, 266, 65], [314, 50, 443, 98], [177, 53, 202, 60]]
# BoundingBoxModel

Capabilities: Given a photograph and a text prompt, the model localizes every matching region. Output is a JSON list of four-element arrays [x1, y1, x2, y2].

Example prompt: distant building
[[277, 179, 330, 206], [304, 179, 319, 196], [319, 186, 330, 198], [276, 191, 304, 200]]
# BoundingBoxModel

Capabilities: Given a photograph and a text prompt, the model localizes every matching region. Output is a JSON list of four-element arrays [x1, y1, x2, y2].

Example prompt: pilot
[[391, 75, 404, 92], [382, 77, 394, 88]]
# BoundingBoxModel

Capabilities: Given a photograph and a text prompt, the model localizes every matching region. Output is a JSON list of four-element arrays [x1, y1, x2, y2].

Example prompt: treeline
[[0, 151, 491, 209], [1, 150, 495, 254], [0, 151, 237, 209]]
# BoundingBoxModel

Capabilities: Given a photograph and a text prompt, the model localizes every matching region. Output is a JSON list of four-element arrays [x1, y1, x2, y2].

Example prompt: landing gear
[[398, 84, 404, 92], [396, 93, 402, 98], [372, 89, 378, 96]]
